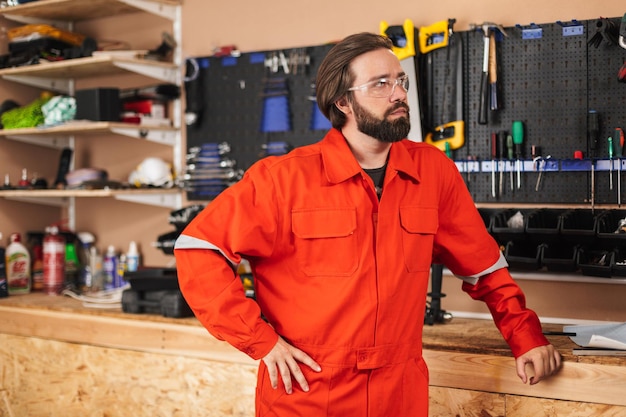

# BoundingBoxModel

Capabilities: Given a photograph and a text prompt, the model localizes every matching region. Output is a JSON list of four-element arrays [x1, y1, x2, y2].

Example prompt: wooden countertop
[[0, 292, 621, 365], [1, 292, 625, 407]]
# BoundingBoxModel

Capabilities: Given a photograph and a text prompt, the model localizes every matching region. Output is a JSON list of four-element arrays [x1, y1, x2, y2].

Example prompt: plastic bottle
[[76, 232, 95, 292], [43, 226, 65, 295], [103, 245, 118, 289], [30, 235, 44, 292], [0, 232, 7, 298], [126, 241, 140, 273], [6, 232, 31, 294], [64, 240, 80, 290], [89, 246, 105, 292]]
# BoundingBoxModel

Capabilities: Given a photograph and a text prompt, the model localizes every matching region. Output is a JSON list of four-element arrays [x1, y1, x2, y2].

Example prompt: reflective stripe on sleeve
[[454, 251, 509, 285], [174, 234, 238, 266]]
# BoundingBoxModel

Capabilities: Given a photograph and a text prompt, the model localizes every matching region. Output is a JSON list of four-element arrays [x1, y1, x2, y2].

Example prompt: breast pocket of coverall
[[399, 206, 438, 272], [292, 207, 358, 277]]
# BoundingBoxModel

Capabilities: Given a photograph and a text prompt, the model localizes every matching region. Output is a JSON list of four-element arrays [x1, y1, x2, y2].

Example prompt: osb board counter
[[1, 293, 625, 415]]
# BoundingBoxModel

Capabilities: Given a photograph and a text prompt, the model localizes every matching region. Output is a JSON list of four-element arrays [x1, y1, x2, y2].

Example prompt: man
[[174, 32, 561, 417]]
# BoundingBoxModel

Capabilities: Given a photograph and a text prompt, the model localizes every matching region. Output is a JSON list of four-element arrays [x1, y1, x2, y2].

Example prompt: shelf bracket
[[115, 191, 182, 209], [112, 60, 181, 85], [119, 0, 179, 21], [109, 127, 178, 146], [2, 133, 71, 149], [1, 75, 71, 94]]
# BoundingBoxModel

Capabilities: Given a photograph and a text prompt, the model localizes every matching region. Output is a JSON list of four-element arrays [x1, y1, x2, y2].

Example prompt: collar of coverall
[[320, 128, 421, 186]]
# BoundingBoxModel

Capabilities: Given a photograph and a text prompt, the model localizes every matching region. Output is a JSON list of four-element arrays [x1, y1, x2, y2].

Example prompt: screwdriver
[[507, 133, 514, 190], [491, 132, 497, 197], [608, 136, 614, 190], [616, 127, 624, 206], [498, 131, 506, 196], [512, 121, 524, 189], [588, 110, 599, 212]]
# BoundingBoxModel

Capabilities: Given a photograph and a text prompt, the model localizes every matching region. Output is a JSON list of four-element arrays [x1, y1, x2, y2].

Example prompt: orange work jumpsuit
[[174, 128, 549, 417]]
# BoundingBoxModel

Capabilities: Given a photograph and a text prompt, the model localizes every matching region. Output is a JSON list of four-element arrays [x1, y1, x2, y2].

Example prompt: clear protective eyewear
[[347, 74, 409, 98]]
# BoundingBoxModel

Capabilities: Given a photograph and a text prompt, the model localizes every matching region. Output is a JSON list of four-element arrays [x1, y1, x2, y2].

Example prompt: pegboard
[[184, 45, 334, 200], [452, 18, 626, 204], [185, 18, 626, 204]]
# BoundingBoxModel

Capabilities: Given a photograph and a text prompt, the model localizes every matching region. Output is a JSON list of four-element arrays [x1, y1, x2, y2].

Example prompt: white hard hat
[[129, 157, 173, 187]]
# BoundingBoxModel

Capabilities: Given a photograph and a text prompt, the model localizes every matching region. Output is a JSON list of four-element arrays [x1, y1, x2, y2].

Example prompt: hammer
[[469, 22, 506, 124]]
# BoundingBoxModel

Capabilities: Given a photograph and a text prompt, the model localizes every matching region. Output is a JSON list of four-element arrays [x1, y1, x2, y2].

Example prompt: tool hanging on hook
[[423, 18, 464, 153]]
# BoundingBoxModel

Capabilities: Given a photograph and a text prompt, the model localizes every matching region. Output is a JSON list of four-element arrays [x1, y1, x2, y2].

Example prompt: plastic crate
[[576, 246, 613, 278], [560, 209, 600, 244], [596, 209, 626, 245], [540, 244, 579, 273], [525, 209, 564, 243], [504, 240, 543, 271], [490, 209, 533, 244]]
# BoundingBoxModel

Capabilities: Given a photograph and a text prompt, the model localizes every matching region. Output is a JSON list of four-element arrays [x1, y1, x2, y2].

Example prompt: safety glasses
[[347, 74, 409, 98]]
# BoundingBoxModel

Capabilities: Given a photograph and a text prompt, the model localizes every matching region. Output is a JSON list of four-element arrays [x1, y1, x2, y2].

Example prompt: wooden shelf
[[0, 121, 178, 148], [0, 55, 180, 90], [0, 188, 182, 208], [0, 0, 181, 22]]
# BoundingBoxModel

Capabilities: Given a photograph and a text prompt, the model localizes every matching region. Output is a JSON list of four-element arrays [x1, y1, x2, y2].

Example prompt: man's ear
[[335, 97, 350, 115]]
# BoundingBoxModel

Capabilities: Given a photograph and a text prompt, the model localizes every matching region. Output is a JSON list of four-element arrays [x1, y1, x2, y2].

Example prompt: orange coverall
[[174, 128, 550, 417]]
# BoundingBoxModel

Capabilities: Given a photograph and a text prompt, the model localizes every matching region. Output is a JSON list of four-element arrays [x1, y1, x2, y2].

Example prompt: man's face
[[347, 48, 411, 143]]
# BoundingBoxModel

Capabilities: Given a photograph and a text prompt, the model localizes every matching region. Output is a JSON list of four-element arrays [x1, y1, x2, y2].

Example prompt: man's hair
[[315, 33, 393, 129]]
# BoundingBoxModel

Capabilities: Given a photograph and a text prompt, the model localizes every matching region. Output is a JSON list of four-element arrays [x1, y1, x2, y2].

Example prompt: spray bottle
[[43, 226, 65, 295], [0, 232, 7, 298], [6, 232, 31, 294]]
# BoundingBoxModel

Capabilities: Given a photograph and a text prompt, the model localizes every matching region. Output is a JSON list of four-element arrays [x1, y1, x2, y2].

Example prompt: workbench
[[0, 293, 624, 416]]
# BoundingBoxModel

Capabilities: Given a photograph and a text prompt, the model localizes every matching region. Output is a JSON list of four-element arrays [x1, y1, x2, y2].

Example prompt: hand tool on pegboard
[[380, 19, 423, 142], [618, 14, 626, 82], [415, 19, 450, 141], [469, 22, 505, 125], [512, 120, 524, 189], [423, 19, 465, 153], [588, 110, 600, 212], [615, 127, 624, 206]]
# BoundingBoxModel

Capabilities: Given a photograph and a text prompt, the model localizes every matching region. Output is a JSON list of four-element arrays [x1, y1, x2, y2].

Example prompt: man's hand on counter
[[516, 344, 562, 385]]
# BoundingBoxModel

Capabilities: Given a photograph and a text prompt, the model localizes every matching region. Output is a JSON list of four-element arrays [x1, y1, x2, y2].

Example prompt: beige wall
[[0, 1, 625, 321], [180, 0, 622, 54]]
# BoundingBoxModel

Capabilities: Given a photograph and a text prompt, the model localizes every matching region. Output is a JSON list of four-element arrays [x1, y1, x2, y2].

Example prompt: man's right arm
[[174, 247, 278, 360]]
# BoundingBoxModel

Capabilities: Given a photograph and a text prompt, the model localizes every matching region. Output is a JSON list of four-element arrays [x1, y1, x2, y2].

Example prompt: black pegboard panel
[[443, 18, 626, 204], [185, 45, 334, 200], [185, 19, 626, 204]]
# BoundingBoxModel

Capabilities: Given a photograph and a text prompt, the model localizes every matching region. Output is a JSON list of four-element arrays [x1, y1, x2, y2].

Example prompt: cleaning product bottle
[[126, 241, 140, 273], [43, 226, 65, 295], [89, 246, 105, 292], [6, 232, 31, 294], [64, 239, 80, 290], [76, 232, 96, 292], [103, 245, 118, 289], [30, 234, 44, 291], [0, 232, 7, 298]]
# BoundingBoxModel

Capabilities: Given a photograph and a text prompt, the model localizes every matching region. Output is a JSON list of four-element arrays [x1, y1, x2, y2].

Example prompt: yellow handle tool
[[379, 19, 416, 61], [418, 19, 450, 54]]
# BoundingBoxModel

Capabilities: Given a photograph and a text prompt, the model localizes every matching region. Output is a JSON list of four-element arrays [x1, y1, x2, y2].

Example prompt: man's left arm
[[462, 269, 561, 384]]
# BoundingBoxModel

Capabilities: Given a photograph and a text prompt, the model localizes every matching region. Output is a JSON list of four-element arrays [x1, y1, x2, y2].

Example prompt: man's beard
[[353, 101, 411, 143]]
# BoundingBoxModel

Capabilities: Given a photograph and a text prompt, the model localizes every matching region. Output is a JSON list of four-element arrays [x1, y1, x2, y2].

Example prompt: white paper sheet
[[564, 323, 626, 350]]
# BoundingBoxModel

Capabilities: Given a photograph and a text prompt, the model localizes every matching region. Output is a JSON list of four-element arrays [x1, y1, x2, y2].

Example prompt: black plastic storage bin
[[560, 209, 600, 245], [525, 209, 564, 243], [576, 246, 613, 278], [504, 240, 544, 271], [477, 207, 499, 234], [610, 247, 626, 277], [540, 244, 579, 273], [490, 209, 534, 244], [596, 209, 626, 246]]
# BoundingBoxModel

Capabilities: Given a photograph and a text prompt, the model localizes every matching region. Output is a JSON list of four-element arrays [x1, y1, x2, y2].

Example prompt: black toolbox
[[121, 268, 193, 318]]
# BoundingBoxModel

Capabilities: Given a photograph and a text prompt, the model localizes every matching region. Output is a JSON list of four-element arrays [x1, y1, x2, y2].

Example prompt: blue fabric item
[[261, 95, 291, 132], [310, 101, 332, 130]]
